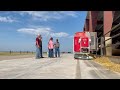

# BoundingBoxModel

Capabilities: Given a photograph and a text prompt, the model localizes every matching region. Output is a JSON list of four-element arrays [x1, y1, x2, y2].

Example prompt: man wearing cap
[[54, 39, 60, 57]]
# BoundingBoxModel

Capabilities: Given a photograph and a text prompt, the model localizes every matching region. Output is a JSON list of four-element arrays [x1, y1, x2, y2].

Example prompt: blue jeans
[[36, 46, 41, 59], [48, 49, 50, 57], [49, 49, 54, 58], [40, 46, 43, 57], [55, 47, 60, 57]]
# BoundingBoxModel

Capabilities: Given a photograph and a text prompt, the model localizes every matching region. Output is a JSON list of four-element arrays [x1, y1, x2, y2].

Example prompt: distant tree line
[[9, 50, 35, 54], [3, 51, 73, 54]]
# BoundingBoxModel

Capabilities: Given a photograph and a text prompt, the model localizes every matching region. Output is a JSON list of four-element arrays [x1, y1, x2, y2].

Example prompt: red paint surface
[[104, 11, 113, 36], [74, 32, 87, 52], [81, 37, 89, 47], [74, 37, 80, 52]]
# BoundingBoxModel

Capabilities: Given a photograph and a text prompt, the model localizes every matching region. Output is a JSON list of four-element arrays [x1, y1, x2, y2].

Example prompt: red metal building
[[83, 11, 120, 56]]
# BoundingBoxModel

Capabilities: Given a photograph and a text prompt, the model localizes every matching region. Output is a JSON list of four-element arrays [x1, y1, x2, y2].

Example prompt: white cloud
[[0, 16, 16, 23], [18, 11, 78, 21], [51, 32, 69, 38], [59, 11, 78, 17], [17, 27, 69, 38]]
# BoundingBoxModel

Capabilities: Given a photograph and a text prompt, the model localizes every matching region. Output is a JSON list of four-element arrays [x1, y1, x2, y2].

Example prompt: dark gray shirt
[[54, 42, 60, 48]]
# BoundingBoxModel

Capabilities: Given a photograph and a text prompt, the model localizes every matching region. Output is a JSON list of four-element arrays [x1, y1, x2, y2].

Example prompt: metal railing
[[96, 23, 120, 56]]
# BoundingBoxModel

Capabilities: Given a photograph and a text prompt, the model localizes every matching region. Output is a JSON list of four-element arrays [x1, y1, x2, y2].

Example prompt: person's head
[[50, 37, 53, 41], [37, 34, 41, 38], [56, 39, 58, 42], [37, 34, 42, 39]]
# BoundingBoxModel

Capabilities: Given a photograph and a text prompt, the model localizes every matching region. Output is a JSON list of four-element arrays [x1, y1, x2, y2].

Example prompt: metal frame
[[96, 22, 120, 56]]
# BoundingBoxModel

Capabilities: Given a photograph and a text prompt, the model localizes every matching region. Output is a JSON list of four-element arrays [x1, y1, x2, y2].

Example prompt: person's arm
[[54, 42, 57, 48], [37, 42, 40, 48], [53, 43, 55, 48], [59, 43, 60, 48], [36, 39, 40, 48]]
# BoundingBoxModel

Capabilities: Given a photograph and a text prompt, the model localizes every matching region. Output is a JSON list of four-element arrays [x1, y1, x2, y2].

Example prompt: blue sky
[[0, 11, 87, 52]]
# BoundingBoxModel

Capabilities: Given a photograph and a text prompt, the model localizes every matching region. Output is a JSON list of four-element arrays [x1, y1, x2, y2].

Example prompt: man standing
[[54, 39, 60, 57], [39, 35, 44, 58], [36, 34, 41, 59]]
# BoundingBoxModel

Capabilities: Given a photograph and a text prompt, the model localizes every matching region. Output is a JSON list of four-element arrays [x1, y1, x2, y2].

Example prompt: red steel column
[[104, 11, 113, 36], [104, 11, 113, 56]]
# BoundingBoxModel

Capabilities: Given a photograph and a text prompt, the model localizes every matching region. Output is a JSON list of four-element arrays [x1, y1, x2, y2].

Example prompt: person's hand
[[38, 45, 40, 48]]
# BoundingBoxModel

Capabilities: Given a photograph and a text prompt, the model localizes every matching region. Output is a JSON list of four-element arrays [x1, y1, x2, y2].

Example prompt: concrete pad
[[0, 54, 120, 79], [0, 54, 76, 79]]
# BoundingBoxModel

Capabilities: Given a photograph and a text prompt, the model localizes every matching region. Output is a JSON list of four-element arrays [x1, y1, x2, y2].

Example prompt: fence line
[[96, 24, 120, 56], [8, 51, 35, 54]]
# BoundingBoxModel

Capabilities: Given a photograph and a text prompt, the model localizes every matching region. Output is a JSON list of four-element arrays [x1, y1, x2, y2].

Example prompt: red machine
[[73, 32, 91, 59]]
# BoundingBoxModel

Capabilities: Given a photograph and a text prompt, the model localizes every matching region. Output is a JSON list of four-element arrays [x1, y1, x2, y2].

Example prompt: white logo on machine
[[83, 38, 87, 44]]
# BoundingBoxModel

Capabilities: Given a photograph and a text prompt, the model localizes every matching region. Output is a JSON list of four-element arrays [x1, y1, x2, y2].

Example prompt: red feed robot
[[73, 32, 91, 59]]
